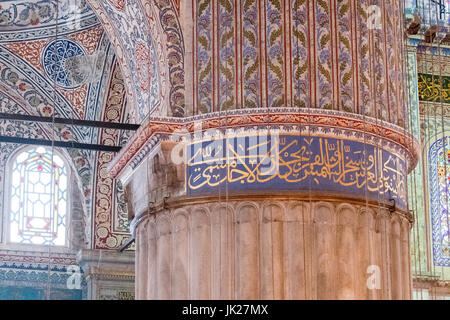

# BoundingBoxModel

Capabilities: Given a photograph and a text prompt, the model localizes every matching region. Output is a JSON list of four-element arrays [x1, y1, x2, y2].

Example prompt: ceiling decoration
[[0, 0, 91, 28], [0, 1, 133, 249], [0, 0, 99, 42], [86, 0, 185, 120], [42, 39, 87, 88], [0, 15, 115, 141], [92, 0, 164, 120]]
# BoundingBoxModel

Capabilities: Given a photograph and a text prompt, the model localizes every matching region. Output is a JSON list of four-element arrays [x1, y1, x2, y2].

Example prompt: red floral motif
[[60, 129, 73, 141], [18, 83, 27, 92], [108, 0, 125, 11], [135, 42, 152, 92], [68, 25, 104, 55], [5, 40, 48, 71], [76, 158, 86, 167], [59, 84, 88, 118], [40, 105, 53, 116]]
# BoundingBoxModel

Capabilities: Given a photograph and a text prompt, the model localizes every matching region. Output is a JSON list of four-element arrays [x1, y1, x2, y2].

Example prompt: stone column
[[108, 0, 418, 300], [130, 200, 413, 300]]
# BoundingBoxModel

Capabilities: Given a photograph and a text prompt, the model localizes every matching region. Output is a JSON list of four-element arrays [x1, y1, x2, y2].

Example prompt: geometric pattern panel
[[429, 137, 450, 267]]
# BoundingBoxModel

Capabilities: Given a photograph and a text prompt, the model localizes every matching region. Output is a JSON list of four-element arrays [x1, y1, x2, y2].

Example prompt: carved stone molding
[[77, 249, 135, 300]]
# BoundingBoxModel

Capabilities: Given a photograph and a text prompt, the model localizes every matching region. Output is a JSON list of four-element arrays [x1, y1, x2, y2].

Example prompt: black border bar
[[0, 113, 140, 131], [0, 135, 122, 152]]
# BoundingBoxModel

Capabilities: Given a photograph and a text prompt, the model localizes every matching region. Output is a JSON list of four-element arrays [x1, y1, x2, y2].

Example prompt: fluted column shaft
[[134, 200, 412, 300]]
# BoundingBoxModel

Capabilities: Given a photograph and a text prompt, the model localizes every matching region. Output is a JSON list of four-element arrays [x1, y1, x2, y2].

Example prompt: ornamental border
[[108, 109, 419, 179]]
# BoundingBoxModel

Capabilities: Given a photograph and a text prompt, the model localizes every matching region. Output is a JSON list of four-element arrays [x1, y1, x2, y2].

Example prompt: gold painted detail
[[418, 73, 450, 104]]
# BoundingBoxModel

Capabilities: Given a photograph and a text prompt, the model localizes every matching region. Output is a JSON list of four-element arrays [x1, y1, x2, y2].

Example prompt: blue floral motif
[[42, 39, 85, 89]]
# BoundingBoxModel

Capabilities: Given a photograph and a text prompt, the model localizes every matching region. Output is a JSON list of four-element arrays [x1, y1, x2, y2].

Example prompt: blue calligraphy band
[[186, 133, 408, 211]]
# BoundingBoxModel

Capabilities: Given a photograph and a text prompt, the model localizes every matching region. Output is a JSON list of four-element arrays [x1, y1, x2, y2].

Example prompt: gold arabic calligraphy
[[418, 73, 450, 104], [187, 135, 406, 203]]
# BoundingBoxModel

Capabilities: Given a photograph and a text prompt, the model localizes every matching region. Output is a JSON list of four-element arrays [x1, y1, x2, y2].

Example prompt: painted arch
[[85, 0, 185, 120]]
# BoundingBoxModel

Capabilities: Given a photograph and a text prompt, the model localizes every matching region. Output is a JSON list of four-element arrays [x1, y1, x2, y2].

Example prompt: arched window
[[429, 137, 450, 267], [7, 146, 69, 246]]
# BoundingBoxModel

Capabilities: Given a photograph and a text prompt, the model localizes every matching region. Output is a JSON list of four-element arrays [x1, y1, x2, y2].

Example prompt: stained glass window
[[9, 147, 68, 246], [429, 138, 450, 266], [405, 0, 450, 25]]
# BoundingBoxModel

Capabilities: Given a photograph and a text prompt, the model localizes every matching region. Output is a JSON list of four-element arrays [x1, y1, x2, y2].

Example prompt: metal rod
[[119, 237, 135, 252], [0, 135, 122, 152], [0, 113, 140, 131]]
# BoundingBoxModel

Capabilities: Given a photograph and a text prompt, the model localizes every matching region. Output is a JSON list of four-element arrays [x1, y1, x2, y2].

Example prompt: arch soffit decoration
[[85, 0, 185, 120]]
